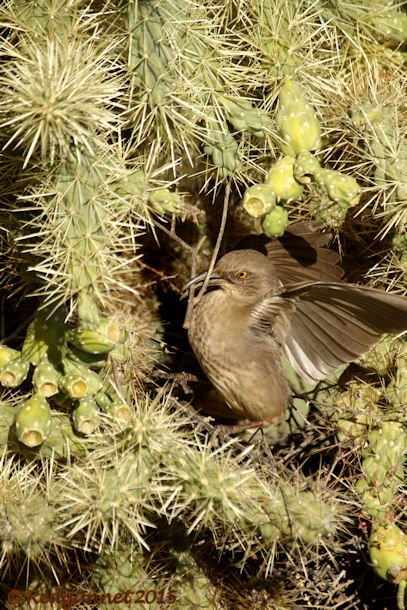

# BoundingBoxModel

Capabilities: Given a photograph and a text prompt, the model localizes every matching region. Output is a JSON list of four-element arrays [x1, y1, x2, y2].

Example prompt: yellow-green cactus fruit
[[369, 523, 407, 584], [242, 183, 276, 218], [265, 156, 304, 201], [15, 395, 52, 448], [0, 357, 30, 388], [261, 206, 289, 237], [313, 168, 361, 207], [293, 151, 321, 184], [72, 397, 100, 435], [276, 79, 321, 155], [32, 358, 61, 397]]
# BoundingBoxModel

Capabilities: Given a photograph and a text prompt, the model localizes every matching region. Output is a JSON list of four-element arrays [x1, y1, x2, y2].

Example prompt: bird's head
[[183, 249, 278, 303]]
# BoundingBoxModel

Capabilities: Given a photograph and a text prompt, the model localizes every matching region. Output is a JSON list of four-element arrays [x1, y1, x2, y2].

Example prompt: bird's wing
[[266, 222, 344, 286], [233, 222, 344, 286], [251, 283, 407, 384]]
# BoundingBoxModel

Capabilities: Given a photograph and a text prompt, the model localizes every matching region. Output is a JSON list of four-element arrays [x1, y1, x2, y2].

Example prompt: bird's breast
[[188, 290, 289, 423]]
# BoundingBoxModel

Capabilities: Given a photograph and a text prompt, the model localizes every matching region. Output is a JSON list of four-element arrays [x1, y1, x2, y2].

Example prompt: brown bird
[[184, 223, 407, 427]]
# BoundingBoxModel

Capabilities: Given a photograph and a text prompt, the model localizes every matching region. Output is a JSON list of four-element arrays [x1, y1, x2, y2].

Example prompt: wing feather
[[251, 282, 407, 384]]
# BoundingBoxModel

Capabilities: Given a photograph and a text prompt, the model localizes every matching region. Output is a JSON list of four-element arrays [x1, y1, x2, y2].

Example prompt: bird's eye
[[236, 270, 248, 280]]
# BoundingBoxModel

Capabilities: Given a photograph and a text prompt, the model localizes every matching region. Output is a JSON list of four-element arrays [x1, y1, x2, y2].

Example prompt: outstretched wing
[[251, 282, 407, 384], [234, 222, 344, 286]]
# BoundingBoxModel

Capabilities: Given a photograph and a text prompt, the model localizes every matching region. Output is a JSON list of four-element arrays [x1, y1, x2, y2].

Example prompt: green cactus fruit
[[77, 291, 101, 329], [313, 168, 361, 207], [276, 79, 321, 155], [242, 183, 276, 218], [369, 523, 407, 584], [265, 155, 304, 201], [68, 319, 120, 355], [72, 397, 100, 435], [60, 359, 102, 399], [293, 151, 321, 184], [20, 412, 87, 459], [261, 206, 289, 237], [0, 357, 30, 388], [0, 345, 21, 367], [15, 395, 52, 448], [148, 188, 181, 214], [32, 358, 61, 397]]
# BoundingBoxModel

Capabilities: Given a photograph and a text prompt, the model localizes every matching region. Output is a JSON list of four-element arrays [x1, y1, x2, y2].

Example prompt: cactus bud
[[261, 206, 289, 237], [0, 357, 30, 388], [72, 397, 100, 435], [15, 395, 52, 448], [265, 156, 304, 201], [242, 183, 276, 218]]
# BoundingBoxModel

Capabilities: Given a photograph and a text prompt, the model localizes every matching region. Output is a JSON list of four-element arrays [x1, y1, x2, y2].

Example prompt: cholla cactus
[[0, 0, 406, 607]]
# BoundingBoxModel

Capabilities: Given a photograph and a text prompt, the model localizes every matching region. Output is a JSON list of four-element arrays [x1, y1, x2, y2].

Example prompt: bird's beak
[[181, 270, 225, 298]]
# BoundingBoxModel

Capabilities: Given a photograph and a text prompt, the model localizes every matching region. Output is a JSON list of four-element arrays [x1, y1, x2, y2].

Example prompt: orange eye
[[236, 271, 248, 280]]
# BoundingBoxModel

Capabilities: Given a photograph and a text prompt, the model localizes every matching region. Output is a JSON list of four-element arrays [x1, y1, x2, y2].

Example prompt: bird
[[183, 222, 407, 427]]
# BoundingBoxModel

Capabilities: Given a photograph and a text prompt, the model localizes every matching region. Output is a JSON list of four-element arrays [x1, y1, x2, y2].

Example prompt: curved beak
[[181, 270, 225, 299]]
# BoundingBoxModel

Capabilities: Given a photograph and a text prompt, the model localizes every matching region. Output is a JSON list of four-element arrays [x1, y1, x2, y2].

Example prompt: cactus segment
[[77, 291, 101, 329], [148, 188, 181, 214], [261, 205, 289, 237], [60, 358, 102, 399], [276, 79, 321, 155], [22, 309, 67, 365], [313, 168, 361, 207], [15, 395, 52, 447], [68, 320, 120, 355], [293, 151, 321, 184], [72, 397, 100, 435], [265, 155, 304, 201], [369, 523, 407, 584], [0, 345, 21, 367], [32, 358, 61, 397], [0, 357, 30, 388], [223, 96, 272, 137], [355, 422, 406, 520], [242, 183, 276, 218]]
